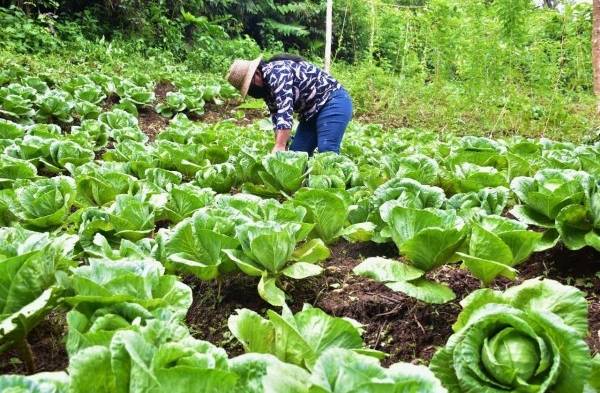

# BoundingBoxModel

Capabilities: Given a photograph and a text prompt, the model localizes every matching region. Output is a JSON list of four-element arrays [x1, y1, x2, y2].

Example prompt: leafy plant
[[353, 257, 456, 304], [66, 303, 165, 357], [381, 204, 466, 271], [445, 186, 509, 218], [228, 304, 384, 370], [367, 177, 446, 242], [0, 373, 69, 392], [71, 120, 109, 150], [258, 151, 309, 194], [98, 108, 139, 131], [35, 90, 74, 123], [0, 154, 37, 188], [0, 119, 25, 139], [229, 353, 310, 392], [430, 278, 591, 393], [42, 140, 94, 172], [195, 162, 236, 193], [457, 215, 542, 285], [160, 208, 240, 280], [121, 85, 155, 107], [11, 176, 77, 228], [0, 231, 77, 371], [224, 220, 325, 306], [0, 94, 35, 119], [555, 187, 600, 251], [158, 183, 214, 223], [70, 162, 137, 207], [156, 91, 187, 117], [307, 152, 359, 189], [107, 194, 155, 241], [63, 257, 192, 317], [310, 349, 447, 393], [68, 318, 236, 393], [510, 169, 591, 228], [382, 153, 440, 185], [444, 163, 507, 193], [293, 187, 372, 244], [83, 233, 154, 260]]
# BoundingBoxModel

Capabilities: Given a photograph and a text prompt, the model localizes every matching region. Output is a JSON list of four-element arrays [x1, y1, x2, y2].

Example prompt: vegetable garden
[[1, 1, 600, 385], [0, 62, 599, 392]]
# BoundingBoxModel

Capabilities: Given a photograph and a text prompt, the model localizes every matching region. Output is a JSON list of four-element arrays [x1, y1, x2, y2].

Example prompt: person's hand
[[271, 143, 287, 154]]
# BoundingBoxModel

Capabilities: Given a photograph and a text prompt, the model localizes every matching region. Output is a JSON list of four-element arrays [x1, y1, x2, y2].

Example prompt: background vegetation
[[0, 0, 597, 139]]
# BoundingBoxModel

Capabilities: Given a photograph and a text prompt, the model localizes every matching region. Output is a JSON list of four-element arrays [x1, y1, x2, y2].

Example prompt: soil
[[0, 310, 68, 375], [136, 83, 267, 141], [138, 107, 169, 142], [101, 94, 119, 112], [154, 81, 176, 103], [195, 101, 267, 126]]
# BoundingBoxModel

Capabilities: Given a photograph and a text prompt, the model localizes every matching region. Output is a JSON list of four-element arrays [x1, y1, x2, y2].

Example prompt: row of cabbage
[[2, 224, 599, 392], [0, 67, 237, 124]]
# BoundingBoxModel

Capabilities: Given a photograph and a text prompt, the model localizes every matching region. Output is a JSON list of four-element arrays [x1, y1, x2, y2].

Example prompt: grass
[[335, 62, 599, 142]]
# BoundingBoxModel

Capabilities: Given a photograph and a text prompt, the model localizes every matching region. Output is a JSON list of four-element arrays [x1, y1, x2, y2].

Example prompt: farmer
[[227, 54, 352, 155]]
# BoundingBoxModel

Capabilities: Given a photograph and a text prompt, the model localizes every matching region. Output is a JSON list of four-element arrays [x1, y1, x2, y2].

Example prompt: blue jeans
[[289, 88, 352, 155]]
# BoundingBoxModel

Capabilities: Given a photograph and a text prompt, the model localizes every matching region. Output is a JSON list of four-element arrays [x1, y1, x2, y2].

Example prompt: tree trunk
[[593, 0, 600, 113], [324, 0, 333, 73]]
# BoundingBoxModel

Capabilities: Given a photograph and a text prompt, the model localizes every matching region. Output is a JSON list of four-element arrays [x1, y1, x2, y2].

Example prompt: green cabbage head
[[430, 278, 591, 393]]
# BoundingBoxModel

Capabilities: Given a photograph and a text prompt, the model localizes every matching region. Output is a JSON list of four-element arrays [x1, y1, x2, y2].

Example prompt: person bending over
[[227, 54, 353, 155]]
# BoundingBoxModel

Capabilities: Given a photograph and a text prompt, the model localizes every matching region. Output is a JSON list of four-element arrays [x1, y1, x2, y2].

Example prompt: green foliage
[[0, 228, 77, 353], [228, 304, 383, 370], [381, 205, 466, 271], [11, 176, 76, 229], [353, 256, 456, 304], [430, 278, 591, 393], [457, 215, 542, 286]]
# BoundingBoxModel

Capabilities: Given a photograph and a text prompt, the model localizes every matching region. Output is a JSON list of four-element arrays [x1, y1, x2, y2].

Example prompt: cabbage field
[[0, 62, 600, 393]]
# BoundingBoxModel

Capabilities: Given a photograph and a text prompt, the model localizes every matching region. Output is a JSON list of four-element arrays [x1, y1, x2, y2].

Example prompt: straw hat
[[227, 55, 263, 99]]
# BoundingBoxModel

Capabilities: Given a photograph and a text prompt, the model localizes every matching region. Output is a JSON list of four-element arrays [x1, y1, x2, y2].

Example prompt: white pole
[[325, 0, 333, 73]]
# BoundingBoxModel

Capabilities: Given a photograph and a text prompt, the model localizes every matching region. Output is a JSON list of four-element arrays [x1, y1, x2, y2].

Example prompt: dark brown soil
[[198, 101, 267, 126], [101, 94, 119, 111], [154, 81, 176, 103], [138, 108, 169, 142], [185, 274, 268, 357], [0, 311, 68, 375]]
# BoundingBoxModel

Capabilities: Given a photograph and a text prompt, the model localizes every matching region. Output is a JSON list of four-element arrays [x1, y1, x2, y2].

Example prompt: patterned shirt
[[261, 60, 342, 131]]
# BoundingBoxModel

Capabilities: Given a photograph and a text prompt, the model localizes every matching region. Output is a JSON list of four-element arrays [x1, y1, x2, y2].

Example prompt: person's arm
[[266, 64, 294, 153], [272, 129, 291, 153]]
